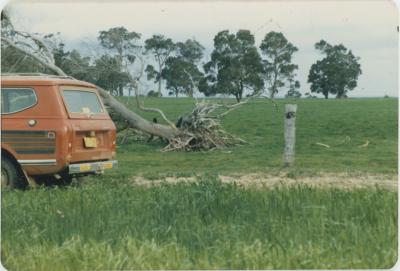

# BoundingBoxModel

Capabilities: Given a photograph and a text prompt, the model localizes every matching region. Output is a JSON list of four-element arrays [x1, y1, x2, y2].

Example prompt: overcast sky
[[2, 0, 399, 97]]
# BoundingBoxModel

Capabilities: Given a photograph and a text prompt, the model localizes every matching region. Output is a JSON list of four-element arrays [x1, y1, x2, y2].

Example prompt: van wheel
[[34, 174, 72, 187], [1, 157, 27, 189], [59, 173, 73, 186]]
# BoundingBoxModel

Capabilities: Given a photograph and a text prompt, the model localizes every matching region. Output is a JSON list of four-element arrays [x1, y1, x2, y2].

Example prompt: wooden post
[[283, 104, 297, 167]]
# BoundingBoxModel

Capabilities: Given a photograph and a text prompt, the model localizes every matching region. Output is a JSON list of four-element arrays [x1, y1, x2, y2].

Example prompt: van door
[[60, 86, 116, 163], [1, 87, 57, 157]]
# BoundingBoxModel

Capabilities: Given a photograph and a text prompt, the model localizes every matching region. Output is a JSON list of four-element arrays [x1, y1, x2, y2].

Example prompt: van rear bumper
[[68, 160, 118, 174]]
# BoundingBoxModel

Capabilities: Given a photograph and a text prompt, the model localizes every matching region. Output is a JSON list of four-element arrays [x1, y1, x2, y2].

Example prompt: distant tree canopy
[[147, 90, 159, 97], [285, 81, 301, 98], [53, 43, 96, 83], [176, 39, 204, 64], [162, 39, 204, 97], [200, 30, 263, 102], [162, 56, 203, 97], [52, 43, 130, 96], [308, 40, 362, 99], [1, 20, 364, 100], [93, 55, 131, 96], [98, 27, 141, 62], [97, 27, 140, 96], [145, 35, 176, 96], [260, 31, 299, 98]]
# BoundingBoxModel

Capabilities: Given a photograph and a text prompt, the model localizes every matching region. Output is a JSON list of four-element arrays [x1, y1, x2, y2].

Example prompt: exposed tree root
[[162, 101, 248, 151]]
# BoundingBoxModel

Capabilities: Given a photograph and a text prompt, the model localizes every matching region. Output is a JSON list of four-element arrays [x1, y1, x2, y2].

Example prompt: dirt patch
[[132, 173, 398, 191], [219, 173, 397, 191]]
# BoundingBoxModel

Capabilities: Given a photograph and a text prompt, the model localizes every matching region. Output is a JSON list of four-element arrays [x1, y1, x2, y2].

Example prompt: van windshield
[[63, 90, 104, 114]]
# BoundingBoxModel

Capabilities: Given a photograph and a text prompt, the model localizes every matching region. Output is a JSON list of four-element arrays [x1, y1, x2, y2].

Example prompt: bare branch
[[129, 55, 178, 130], [2, 32, 179, 141], [1, 36, 66, 76], [261, 94, 279, 111], [8, 55, 27, 72], [183, 68, 199, 103], [14, 30, 55, 64]]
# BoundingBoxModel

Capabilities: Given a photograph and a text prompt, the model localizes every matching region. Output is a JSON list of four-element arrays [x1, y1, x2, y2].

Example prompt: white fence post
[[283, 104, 297, 167]]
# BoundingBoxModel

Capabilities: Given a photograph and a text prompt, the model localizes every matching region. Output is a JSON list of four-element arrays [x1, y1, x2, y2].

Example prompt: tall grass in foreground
[[2, 177, 397, 270]]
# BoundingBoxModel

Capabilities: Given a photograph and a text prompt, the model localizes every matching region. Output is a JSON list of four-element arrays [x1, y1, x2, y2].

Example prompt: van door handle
[[28, 119, 37, 127]]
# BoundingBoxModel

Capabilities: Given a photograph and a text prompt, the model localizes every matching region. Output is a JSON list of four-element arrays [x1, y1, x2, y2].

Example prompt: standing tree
[[176, 39, 204, 64], [201, 30, 263, 102], [260, 31, 299, 98], [162, 39, 204, 97], [65, 50, 96, 83], [144, 35, 176, 96], [93, 54, 131, 96], [162, 57, 203, 97], [308, 40, 362, 99], [98, 27, 141, 96], [52, 43, 97, 84], [285, 81, 301, 98]]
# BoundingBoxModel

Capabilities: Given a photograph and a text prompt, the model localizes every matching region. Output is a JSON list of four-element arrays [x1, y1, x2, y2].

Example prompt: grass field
[[2, 178, 397, 270], [1, 97, 398, 270], [111, 97, 398, 178]]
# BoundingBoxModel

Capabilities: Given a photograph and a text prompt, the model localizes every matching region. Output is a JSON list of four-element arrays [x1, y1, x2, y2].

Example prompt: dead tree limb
[[2, 34, 179, 140], [129, 55, 177, 130], [1, 36, 66, 76], [1, 22, 274, 151]]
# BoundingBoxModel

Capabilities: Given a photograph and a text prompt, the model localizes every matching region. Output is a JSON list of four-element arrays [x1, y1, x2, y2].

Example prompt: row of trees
[[0, 12, 364, 149], [1, 26, 362, 101]]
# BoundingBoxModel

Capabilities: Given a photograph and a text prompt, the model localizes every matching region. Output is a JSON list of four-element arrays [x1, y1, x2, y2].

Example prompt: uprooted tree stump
[[162, 102, 247, 151]]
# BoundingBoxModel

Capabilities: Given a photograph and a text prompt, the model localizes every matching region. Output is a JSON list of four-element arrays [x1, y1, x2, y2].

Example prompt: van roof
[[1, 73, 96, 88]]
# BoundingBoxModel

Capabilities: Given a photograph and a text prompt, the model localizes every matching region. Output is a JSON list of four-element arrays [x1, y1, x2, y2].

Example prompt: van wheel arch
[[2, 148, 19, 165], [1, 149, 28, 189]]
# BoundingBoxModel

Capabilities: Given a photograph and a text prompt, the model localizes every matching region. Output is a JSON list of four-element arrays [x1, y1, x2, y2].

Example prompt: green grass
[[111, 97, 397, 178], [1, 98, 398, 269], [2, 177, 397, 270]]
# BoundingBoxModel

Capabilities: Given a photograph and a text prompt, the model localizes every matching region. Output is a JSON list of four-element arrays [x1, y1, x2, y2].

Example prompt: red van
[[1, 73, 117, 188]]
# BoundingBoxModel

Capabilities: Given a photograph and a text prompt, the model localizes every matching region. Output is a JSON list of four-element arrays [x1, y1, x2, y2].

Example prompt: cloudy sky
[[2, 0, 399, 97]]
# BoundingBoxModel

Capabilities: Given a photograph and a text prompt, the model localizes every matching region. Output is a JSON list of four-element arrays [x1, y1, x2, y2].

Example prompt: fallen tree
[[1, 34, 179, 140], [1, 13, 273, 151]]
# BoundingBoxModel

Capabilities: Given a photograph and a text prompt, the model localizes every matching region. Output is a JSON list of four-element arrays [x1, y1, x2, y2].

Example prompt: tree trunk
[[157, 62, 162, 96], [324, 93, 328, 99], [336, 92, 345, 99], [188, 87, 193, 98], [236, 83, 243, 102], [96, 86, 178, 140], [235, 94, 241, 103], [158, 77, 162, 96], [270, 61, 278, 99]]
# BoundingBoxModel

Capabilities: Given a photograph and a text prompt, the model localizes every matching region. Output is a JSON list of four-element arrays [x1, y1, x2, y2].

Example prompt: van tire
[[1, 157, 27, 189], [34, 174, 72, 187]]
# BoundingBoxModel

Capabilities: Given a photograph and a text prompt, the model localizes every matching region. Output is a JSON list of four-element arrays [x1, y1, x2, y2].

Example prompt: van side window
[[1, 88, 37, 114]]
